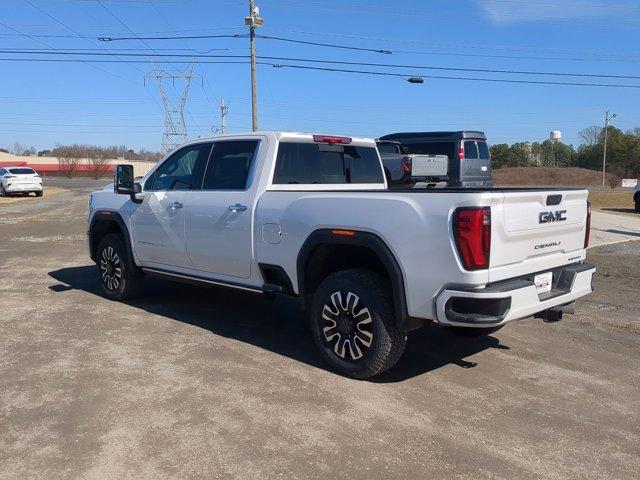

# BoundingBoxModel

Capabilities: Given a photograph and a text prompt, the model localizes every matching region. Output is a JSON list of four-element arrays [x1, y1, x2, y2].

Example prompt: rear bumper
[[5, 183, 43, 192], [434, 262, 596, 327]]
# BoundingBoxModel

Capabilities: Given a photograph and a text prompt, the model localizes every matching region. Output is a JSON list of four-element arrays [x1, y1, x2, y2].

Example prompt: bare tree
[[57, 146, 83, 179], [607, 166, 625, 189], [88, 151, 112, 179], [12, 142, 24, 155], [578, 126, 602, 146]]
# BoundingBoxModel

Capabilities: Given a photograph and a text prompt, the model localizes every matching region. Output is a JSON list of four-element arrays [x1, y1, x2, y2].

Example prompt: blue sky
[[1, 0, 639, 151]]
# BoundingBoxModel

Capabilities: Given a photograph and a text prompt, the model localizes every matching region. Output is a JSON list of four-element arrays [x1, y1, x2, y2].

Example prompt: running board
[[142, 268, 263, 294]]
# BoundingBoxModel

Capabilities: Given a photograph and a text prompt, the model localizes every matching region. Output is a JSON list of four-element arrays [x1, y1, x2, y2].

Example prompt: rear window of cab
[[273, 142, 383, 185]]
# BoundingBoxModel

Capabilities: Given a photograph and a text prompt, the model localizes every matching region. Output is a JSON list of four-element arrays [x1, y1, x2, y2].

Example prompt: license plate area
[[534, 271, 553, 294]]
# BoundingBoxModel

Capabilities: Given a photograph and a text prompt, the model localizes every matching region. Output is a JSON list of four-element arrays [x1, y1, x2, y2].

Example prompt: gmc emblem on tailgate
[[539, 210, 567, 224]]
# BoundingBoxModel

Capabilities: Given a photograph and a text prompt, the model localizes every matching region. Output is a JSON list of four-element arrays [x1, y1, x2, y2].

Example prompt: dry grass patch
[[0, 187, 67, 205], [494, 167, 619, 187], [588, 190, 636, 211]]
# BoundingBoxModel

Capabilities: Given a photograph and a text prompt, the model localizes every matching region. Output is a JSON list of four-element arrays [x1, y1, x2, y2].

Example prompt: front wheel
[[635, 200, 640, 213], [35, 191, 43, 197], [309, 269, 406, 379], [0, 184, 7, 197], [96, 233, 143, 301]]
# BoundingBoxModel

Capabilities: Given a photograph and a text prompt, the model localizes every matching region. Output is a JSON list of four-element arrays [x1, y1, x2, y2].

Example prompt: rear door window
[[478, 141, 490, 160], [273, 142, 383, 185], [463, 141, 479, 159]]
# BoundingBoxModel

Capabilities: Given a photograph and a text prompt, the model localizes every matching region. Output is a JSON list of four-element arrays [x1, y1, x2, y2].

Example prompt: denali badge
[[539, 210, 567, 224], [535, 241, 561, 250]]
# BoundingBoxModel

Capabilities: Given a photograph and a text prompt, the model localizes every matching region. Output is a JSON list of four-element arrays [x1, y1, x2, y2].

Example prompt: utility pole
[[245, 0, 263, 131], [602, 110, 617, 187], [220, 99, 228, 134]]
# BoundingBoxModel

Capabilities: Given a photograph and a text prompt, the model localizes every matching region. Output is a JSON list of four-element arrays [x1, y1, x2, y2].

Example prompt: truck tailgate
[[489, 189, 589, 282]]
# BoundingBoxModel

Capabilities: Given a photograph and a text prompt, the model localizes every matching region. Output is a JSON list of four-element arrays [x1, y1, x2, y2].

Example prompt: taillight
[[312, 135, 352, 145], [584, 200, 591, 249], [401, 156, 412, 174], [453, 207, 491, 270], [458, 148, 465, 160]]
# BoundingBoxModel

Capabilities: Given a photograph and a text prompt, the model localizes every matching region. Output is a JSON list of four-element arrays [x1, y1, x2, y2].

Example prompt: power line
[[3, 50, 640, 80], [266, 63, 640, 89], [1, 55, 639, 88]]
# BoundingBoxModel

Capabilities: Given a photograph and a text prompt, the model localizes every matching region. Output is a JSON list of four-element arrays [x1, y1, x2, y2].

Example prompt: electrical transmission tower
[[146, 61, 200, 153]]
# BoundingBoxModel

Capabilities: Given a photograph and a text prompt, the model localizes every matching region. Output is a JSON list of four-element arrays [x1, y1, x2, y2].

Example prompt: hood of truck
[[488, 189, 589, 283]]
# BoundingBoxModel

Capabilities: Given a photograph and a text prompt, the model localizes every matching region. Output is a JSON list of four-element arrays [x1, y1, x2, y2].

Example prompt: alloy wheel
[[100, 246, 122, 291], [322, 291, 374, 361]]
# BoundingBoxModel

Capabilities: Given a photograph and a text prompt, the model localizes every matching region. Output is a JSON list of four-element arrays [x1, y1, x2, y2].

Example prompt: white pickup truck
[[87, 131, 595, 378]]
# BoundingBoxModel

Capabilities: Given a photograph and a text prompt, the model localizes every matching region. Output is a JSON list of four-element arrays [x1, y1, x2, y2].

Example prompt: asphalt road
[[1, 185, 639, 479]]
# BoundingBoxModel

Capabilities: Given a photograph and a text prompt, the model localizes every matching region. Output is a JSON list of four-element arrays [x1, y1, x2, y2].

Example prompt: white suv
[[0, 166, 43, 197]]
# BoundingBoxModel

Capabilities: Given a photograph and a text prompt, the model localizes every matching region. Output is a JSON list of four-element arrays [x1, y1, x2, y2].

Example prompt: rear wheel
[[35, 191, 43, 197], [97, 233, 143, 301], [309, 269, 406, 379], [447, 325, 503, 337], [635, 199, 640, 213]]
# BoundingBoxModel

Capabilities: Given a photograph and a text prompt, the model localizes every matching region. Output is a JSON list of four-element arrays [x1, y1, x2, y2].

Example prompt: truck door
[[129, 143, 211, 268], [185, 139, 261, 278]]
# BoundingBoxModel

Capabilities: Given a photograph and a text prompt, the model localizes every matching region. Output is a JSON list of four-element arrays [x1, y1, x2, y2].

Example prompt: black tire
[[635, 200, 640, 213], [96, 233, 143, 301], [309, 269, 406, 379], [0, 184, 5, 197], [447, 325, 503, 337], [35, 191, 43, 197]]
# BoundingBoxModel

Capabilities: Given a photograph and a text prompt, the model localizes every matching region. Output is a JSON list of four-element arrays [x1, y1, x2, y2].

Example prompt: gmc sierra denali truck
[[87, 131, 595, 379]]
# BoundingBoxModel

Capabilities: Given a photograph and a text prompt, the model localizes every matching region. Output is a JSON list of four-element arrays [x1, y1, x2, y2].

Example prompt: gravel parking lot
[[1, 180, 639, 479]]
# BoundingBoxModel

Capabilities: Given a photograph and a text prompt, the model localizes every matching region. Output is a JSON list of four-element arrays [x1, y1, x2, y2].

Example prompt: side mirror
[[115, 164, 135, 194]]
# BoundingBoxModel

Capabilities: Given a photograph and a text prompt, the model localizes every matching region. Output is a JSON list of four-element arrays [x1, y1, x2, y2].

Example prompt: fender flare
[[296, 229, 409, 328], [88, 210, 134, 264]]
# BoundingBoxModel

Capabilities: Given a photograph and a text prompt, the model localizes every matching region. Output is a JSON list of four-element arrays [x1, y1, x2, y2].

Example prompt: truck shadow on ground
[[602, 208, 638, 215], [48, 265, 508, 383]]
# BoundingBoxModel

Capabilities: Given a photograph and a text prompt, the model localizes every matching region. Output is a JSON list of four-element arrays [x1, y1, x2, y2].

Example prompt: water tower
[[550, 130, 562, 167]]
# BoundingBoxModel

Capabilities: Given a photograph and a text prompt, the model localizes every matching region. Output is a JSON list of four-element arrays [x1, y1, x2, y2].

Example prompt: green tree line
[[490, 125, 640, 177]]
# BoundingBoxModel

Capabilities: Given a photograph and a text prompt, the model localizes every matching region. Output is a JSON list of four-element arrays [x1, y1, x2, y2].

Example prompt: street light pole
[[245, 1, 263, 132], [602, 110, 616, 187]]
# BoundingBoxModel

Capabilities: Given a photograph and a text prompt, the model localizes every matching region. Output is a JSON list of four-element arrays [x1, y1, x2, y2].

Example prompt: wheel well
[[303, 243, 389, 298], [90, 219, 123, 260], [297, 229, 410, 330]]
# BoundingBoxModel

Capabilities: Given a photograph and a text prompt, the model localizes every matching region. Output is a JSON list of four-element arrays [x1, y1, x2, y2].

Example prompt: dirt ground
[[1, 180, 638, 479], [0, 187, 66, 205]]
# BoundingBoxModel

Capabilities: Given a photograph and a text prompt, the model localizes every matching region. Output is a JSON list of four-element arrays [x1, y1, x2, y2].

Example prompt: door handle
[[168, 201, 183, 210], [228, 203, 247, 212]]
